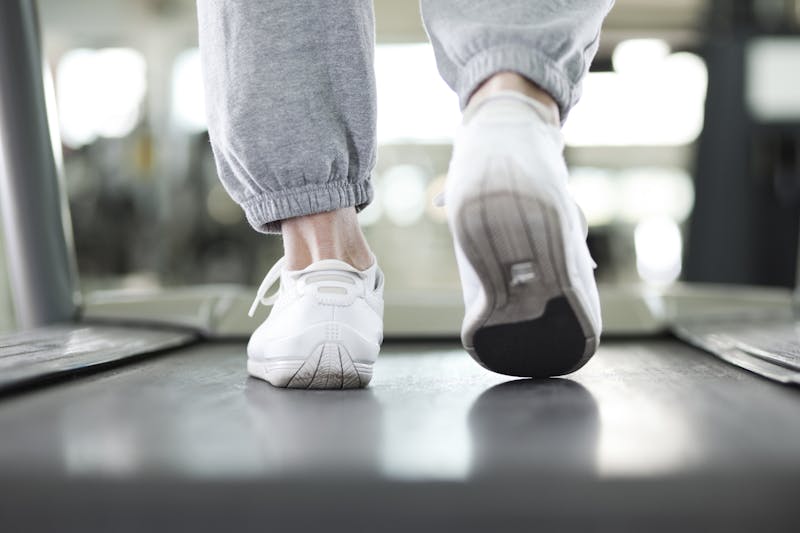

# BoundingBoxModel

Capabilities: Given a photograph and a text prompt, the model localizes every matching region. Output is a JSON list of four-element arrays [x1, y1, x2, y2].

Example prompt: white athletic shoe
[[445, 91, 602, 378], [246, 257, 384, 389]]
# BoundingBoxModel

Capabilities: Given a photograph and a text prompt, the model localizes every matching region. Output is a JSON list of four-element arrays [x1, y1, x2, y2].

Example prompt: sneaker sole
[[453, 159, 598, 378], [247, 342, 373, 389]]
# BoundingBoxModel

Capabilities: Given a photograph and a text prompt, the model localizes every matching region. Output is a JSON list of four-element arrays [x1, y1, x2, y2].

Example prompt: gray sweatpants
[[197, 1, 614, 233]]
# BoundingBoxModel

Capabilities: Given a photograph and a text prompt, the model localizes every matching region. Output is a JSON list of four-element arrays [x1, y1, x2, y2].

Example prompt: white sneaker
[[246, 257, 384, 389], [445, 91, 602, 378]]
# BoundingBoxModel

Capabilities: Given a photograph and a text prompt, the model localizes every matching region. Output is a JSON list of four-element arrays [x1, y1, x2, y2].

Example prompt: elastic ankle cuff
[[241, 180, 374, 234], [456, 45, 578, 123]]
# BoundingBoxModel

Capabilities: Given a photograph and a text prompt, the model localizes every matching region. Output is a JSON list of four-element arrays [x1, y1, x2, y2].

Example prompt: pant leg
[[197, 0, 377, 233], [420, 0, 615, 120]]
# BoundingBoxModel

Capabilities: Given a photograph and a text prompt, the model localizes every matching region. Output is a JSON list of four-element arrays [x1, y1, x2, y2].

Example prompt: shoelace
[[248, 257, 286, 317]]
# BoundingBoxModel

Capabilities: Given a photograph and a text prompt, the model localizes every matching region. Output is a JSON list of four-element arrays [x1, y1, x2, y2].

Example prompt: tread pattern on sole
[[249, 343, 370, 390], [285, 343, 365, 389]]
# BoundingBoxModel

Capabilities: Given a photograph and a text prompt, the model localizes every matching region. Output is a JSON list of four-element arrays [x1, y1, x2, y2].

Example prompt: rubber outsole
[[248, 343, 372, 390], [472, 296, 589, 378], [454, 158, 598, 378]]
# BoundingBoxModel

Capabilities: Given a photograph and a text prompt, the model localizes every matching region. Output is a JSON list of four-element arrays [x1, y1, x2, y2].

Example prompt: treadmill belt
[[0, 324, 197, 394]]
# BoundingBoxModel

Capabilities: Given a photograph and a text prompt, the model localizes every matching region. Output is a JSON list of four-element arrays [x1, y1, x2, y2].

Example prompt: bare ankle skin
[[281, 208, 373, 271], [468, 71, 560, 123]]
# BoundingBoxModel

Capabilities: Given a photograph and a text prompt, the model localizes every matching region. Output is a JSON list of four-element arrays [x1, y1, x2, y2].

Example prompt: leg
[[422, 1, 613, 378], [197, 0, 375, 269], [197, 0, 383, 389]]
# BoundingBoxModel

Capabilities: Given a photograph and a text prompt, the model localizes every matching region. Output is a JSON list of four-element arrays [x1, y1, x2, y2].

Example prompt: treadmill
[[0, 1, 798, 532]]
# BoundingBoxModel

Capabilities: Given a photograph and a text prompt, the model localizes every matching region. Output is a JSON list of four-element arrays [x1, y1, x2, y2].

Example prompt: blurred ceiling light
[[564, 49, 707, 146], [375, 44, 461, 144], [57, 48, 146, 148], [568, 167, 617, 226], [172, 48, 208, 132], [634, 217, 682, 285], [612, 39, 670, 75], [618, 167, 694, 223], [380, 164, 427, 226]]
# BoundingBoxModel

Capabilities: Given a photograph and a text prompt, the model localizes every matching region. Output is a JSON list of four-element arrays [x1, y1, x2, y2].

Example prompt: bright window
[[56, 48, 147, 148], [171, 48, 207, 133], [375, 44, 461, 144], [564, 40, 708, 146]]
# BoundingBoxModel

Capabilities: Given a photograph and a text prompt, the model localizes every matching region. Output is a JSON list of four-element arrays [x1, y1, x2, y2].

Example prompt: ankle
[[468, 72, 560, 123], [281, 208, 373, 271]]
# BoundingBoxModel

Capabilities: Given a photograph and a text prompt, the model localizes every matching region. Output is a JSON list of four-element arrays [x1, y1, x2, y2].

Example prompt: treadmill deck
[[0, 339, 798, 531]]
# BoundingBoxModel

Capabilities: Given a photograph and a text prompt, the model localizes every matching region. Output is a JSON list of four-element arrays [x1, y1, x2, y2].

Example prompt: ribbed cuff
[[455, 45, 580, 123], [241, 180, 373, 234]]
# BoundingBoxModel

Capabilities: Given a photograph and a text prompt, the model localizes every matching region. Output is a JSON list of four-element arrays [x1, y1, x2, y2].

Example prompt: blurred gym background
[[1, 0, 798, 334]]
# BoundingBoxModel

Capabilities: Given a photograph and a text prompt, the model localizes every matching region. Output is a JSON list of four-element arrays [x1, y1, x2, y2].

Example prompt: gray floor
[[1, 339, 799, 531]]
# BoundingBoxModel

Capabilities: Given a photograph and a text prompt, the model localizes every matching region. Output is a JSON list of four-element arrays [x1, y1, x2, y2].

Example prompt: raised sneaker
[[445, 90, 602, 378]]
